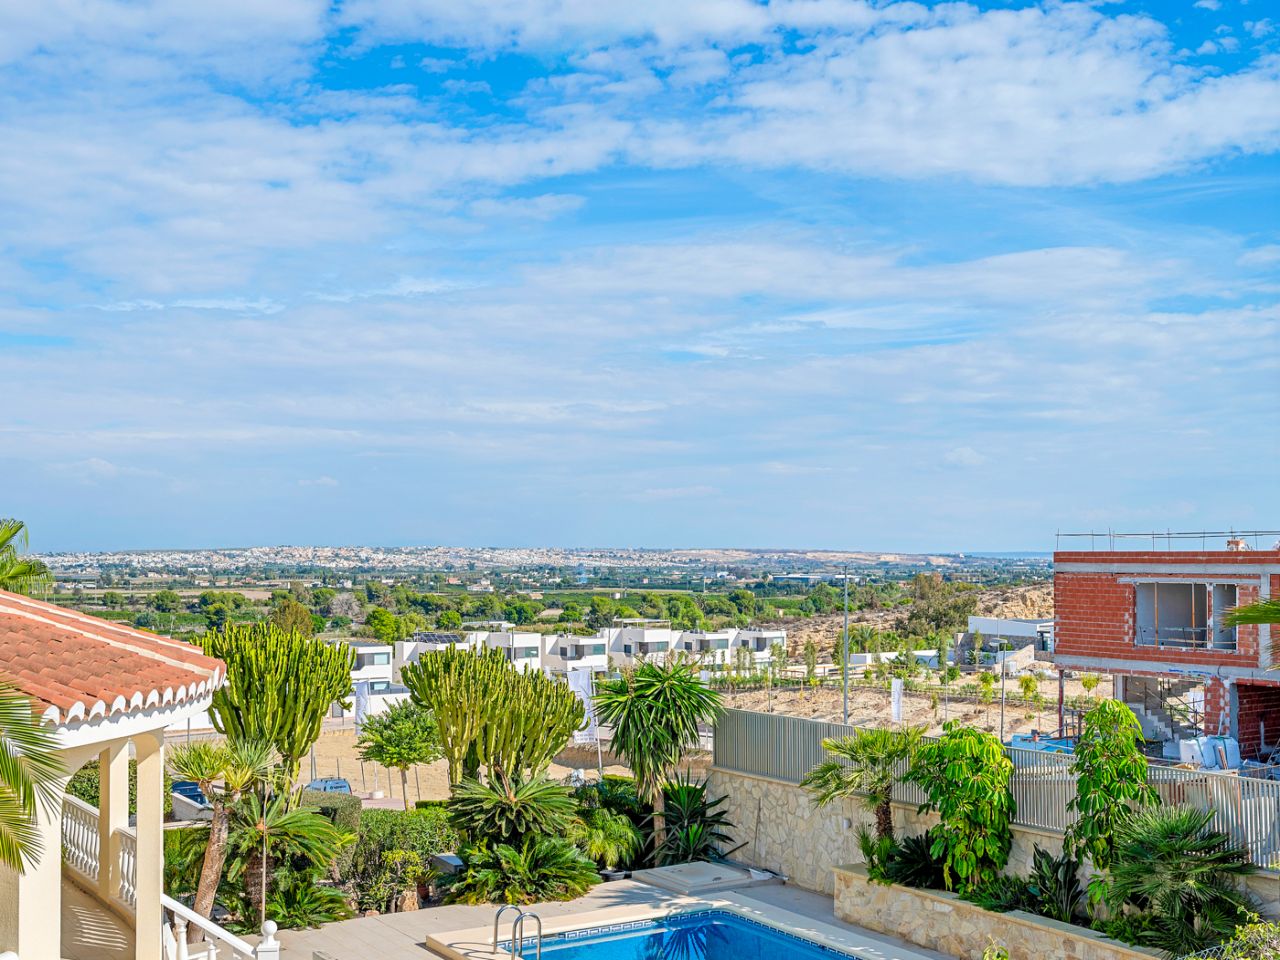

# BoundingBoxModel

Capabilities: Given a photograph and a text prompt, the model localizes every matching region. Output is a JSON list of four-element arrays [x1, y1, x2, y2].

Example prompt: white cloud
[[1194, 0, 1221, 10], [298, 476, 339, 487], [944, 447, 988, 468]]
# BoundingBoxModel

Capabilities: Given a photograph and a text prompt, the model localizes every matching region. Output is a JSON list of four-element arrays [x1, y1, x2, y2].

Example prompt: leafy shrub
[[447, 837, 599, 905], [448, 774, 577, 847], [573, 775, 649, 826], [415, 799, 449, 812], [1098, 806, 1257, 957], [906, 722, 1015, 891], [68, 759, 173, 817], [164, 825, 209, 898], [570, 807, 643, 870], [1026, 845, 1084, 923], [655, 776, 735, 866], [264, 871, 353, 928], [1065, 700, 1156, 870], [961, 875, 1032, 913], [299, 788, 363, 872], [345, 807, 458, 906], [881, 832, 947, 890], [1221, 922, 1280, 958]]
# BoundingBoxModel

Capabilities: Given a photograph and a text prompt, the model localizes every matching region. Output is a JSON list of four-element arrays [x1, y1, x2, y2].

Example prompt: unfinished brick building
[[1053, 535, 1280, 758]]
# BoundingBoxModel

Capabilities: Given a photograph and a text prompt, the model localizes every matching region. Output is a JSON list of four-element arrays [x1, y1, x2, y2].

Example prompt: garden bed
[[833, 864, 1160, 960]]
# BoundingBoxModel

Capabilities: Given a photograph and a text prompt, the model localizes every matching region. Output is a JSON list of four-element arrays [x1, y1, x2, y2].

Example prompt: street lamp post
[[842, 563, 850, 725]]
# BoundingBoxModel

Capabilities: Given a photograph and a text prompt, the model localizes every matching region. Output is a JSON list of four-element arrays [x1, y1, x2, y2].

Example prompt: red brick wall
[[1235, 681, 1280, 755], [1205, 677, 1229, 736], [1053, 551, 1276, 670]]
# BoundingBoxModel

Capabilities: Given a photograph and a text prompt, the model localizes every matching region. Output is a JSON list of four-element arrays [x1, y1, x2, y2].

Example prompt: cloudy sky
[[2, 0, 1277, 553]]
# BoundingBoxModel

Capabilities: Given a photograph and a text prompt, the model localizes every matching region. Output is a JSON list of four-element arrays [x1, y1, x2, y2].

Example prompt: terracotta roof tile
[[0, 589, 225, 725]]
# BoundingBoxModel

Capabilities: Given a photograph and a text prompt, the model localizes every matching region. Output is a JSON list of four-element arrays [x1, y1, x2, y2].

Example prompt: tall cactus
[[401, 647, 584, 784], [201, 623, 354, 790]]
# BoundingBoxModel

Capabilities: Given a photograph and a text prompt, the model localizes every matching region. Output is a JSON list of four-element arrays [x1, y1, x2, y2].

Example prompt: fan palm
[[569, 807, 643, 870], [1102, 805, 1256, 956], [594, 659, 722, 850], [0, 682, 63, 871], [0, 520, 51, 596], [801, 725, 925, 841], [1225, 599, 1280, 667], [168, 739, 277, 926]]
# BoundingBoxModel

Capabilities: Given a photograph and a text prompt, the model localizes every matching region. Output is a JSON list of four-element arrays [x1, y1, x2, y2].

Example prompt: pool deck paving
[[275, 880, 954, 960]]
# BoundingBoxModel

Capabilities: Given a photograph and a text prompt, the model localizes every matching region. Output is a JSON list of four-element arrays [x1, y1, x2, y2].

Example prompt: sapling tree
[[356, 701, 442, 810], [1064, 699, 1156, 871], [906, 721, 1015, 890]]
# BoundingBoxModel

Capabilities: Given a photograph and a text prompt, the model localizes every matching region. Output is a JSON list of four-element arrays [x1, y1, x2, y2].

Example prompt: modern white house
[[326, 638, 410, 721], [0, 588, 278, 960], [395, 621, 787, 678]]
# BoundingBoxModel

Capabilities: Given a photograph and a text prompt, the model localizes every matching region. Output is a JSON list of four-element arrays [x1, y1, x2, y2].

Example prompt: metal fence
[[713, 708, 1280, 865]]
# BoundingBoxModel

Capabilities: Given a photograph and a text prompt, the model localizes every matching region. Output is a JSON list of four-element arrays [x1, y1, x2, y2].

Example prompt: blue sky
[[1, 0, 1277, 553]]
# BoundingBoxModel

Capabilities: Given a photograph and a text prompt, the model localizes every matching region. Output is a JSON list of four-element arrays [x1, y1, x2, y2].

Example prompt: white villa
[[394, 620, 785, 682], [0, 589, 278, 960]]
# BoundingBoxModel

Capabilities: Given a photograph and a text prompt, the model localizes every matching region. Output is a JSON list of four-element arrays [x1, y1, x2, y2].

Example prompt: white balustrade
[[61, 795, 101, 883], [163, 895, 279, 960], [117, 828, 138, 908]]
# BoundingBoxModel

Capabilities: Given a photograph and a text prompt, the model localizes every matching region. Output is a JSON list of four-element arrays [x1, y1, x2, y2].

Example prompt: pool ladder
[[493, 905, 543, 960]]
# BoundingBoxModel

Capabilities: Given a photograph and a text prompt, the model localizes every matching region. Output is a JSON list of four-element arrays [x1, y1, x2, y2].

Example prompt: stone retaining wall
[[834, 864, 1160, 960], [709, 766, 1280, 916]]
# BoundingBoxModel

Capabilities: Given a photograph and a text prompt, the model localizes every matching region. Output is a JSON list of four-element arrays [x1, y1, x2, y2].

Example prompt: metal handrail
[[513, 912, 543, 960], [492, 905, 523, 952]]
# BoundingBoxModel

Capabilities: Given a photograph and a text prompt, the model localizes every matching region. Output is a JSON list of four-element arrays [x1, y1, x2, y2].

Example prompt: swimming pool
[[505, 910, 855, 960]]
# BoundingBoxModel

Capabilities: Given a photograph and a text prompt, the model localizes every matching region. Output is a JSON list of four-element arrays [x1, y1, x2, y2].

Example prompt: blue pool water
[[507, 911, 849, 960]]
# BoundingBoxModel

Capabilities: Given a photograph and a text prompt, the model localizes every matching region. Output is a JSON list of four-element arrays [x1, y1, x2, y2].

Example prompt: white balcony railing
[[61, 796, 279, 960], [62, 794, 101, 883]]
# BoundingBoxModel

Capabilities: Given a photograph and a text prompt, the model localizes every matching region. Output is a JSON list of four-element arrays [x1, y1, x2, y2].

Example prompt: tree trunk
[[401, 768, 411, 810], [190, 803, 229, 940], [245, 850, 270, 927], [874, 800, 894, 842], [651, 788, 667, 857]]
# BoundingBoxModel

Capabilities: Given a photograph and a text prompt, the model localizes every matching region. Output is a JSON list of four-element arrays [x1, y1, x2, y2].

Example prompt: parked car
[[305, 777, 352, 793], [171, 780, 209, 805]]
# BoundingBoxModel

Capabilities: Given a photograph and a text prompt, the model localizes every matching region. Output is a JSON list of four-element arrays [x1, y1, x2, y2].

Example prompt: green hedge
[[343, 807, 458, 907], [68, 759, 173, 818], [414, 799, 448, 812], [299, 789, 363, 872]]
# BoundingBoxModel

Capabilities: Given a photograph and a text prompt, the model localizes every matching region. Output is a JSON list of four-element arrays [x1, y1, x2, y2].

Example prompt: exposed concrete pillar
[[133, 731, 165, 960], [99, 739, 130, 904]]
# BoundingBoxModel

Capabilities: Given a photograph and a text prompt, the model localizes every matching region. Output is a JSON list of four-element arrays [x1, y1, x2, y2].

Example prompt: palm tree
[[594, 659, 722, 851], [0, 520, 51, 596], [1226, 599, 1280, 667], [0, 682, 63, 871], [801, 725, 925, 841], [226, 789, 350, 926], [167, 740, 277, 927]]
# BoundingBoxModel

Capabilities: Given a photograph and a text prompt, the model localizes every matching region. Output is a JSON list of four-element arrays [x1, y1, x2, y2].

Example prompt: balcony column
[[99, 738, 130, 903], [133, 730, 165, 960]]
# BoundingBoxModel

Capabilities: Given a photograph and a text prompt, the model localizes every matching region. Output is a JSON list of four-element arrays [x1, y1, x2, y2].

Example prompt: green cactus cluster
[[201, 622, 355, 789], [400, 647, 584, 784]]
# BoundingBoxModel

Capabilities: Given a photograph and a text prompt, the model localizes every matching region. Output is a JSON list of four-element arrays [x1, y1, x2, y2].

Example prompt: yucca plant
[[448, 772, 577, 847], [1026, 845, 1083, 923], [802, 725, 924, 841], [653, 775, 735, 865], [168, 739, 277, 925], [1100, 806, 1257, 957], [594, 660, 722, 850]]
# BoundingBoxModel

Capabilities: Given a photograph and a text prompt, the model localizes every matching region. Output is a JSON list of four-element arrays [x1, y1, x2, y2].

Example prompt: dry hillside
[[772, 581, 1052, 660]]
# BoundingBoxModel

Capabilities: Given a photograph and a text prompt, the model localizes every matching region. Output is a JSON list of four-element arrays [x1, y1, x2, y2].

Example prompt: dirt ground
[[718, 672, 1098, 738], [290, 728, 649, 806]]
